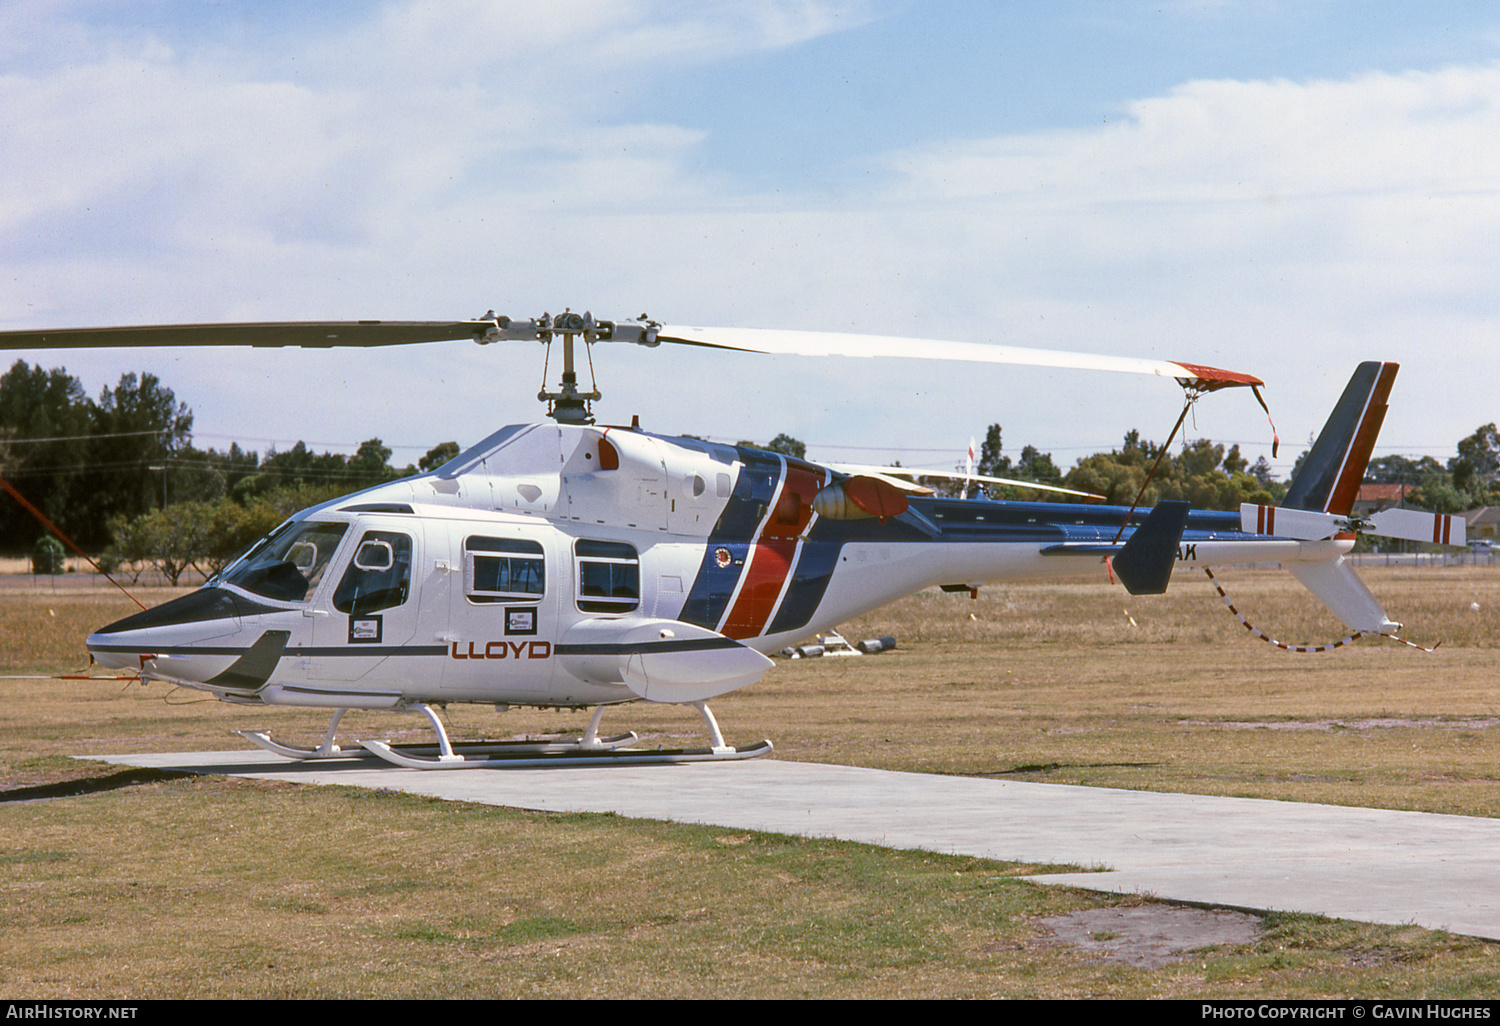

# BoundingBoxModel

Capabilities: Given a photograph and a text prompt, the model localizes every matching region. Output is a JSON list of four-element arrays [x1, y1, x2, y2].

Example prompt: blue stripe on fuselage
[[922, 497, 1244, 545], [683, 482, 1249, 635], [679, 449, 784, 630]]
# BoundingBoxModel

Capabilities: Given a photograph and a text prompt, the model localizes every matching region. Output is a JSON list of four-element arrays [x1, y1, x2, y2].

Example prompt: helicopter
[[0, 312, 1465, 767]]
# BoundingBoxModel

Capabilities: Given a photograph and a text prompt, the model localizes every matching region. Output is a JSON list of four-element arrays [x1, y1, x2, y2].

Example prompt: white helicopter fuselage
[[84, 419, 1365, 715]]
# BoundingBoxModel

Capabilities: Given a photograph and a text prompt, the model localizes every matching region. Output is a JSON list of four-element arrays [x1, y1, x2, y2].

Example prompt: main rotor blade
[[0, 316, 1264, 393], [0, 321, 495, 350], [654, 325, 1263, 390]]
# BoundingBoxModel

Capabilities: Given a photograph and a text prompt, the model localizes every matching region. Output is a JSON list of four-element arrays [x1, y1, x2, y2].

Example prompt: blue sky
[[3, 1, 1500, 478]]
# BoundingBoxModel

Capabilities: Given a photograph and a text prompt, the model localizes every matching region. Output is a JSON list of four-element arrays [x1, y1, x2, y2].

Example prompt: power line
[[0, 429, 166, 445]]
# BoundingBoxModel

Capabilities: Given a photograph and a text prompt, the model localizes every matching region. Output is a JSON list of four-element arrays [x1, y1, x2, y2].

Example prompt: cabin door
[[434, 524, 560, 702]]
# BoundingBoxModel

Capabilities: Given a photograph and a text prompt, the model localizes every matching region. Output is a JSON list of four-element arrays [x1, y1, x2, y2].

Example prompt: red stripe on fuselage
[[720, 461, 828, 640]]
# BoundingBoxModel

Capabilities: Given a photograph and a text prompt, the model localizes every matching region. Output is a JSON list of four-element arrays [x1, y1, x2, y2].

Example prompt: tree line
[[972, 421, 1500, 513], [748, 420, 1500, 515], [0, 360, 458, 578], [6, 357, 1498, 579]]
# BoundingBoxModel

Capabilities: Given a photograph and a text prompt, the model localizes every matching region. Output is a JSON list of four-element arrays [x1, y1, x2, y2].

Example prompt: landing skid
[[237, 729, 640, 762], [237, 700, 772, 770], [359, 738, 773, 769]]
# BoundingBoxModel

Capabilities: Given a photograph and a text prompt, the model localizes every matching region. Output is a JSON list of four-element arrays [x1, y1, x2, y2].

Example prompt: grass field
[[1, 564, 1498, 997]]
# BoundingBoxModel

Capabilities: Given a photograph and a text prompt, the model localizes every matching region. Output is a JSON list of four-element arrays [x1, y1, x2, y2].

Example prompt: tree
[[1366, 454, 1445, 487], [1015, 444, 1062, 485], [1408, 480, 1471, 515], [419, 441, 461, 471], [118, 503, 213, 586], [766, 434, 806, 459], [235, 441, 351, 499], [1451, 424, 1500, 503], [976, 424, 1011, 477], [82, 372, 193, 535], [168, 442, 261, 504], [346, 438, 398, 487], [0, 361, 93, 548], [1177, 438, 1224, 479], [1250, 456, 1276, 490], [1222, 444, 1248, 476], [1062, 432, 1284, 510], [737, 434, 807, 459], [958, 425, 1069, 499]]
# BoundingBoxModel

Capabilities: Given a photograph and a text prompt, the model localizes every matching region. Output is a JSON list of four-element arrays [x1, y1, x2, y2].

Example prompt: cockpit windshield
[[219, 521, 350, 602]]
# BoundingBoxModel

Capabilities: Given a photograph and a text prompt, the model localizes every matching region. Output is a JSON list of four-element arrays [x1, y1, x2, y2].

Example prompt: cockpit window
[[220, 521, 349, 602], [334, 530, 413, 616]]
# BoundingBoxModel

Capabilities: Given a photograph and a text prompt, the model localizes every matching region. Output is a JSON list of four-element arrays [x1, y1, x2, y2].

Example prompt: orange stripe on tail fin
[[1281, 362, 1399, 516]]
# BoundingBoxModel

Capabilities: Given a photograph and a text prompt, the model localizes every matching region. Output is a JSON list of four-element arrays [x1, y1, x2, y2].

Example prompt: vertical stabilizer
[[1282, 362, 1399, 515], [1112, 500, 1190, 595], [1286, 559, 1401, 634], [1272, 361, 1406, 638]]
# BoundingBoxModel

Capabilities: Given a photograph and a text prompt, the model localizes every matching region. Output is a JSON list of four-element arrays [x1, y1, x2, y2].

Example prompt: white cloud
[[860, 64, 1500, 449], [2, 5, 1498, 471]]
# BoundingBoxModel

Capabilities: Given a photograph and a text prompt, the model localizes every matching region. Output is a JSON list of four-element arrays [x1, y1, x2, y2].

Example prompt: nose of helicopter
[[85, 588, 265, 688]]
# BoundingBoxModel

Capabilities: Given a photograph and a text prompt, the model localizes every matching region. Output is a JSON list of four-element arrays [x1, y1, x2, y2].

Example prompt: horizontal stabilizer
[[1241, 503, 1341, 541], [1365, 507, 1465, 547], [1242, 503, 1465, 547], [1112, 501, 1190, 595], [558, 618, 773, 703]]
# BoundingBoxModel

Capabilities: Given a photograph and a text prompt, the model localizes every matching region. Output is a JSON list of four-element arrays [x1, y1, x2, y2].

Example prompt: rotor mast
[[474, 310, 660, 424], [537, 311, 603, 425]]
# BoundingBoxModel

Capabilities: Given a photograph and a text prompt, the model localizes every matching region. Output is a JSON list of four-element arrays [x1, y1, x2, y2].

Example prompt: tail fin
[[1282, 362, 1399, 515], [1113, 500, 1190, 595], [1278, 361, 1404, 636]]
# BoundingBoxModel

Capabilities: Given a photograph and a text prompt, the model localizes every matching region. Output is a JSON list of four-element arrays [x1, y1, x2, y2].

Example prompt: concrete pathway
[[86, 750, 1500, 941]]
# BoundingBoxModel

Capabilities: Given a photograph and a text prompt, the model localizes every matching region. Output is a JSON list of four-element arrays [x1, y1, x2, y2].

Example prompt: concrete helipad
[[87, 750, 1500, 941]]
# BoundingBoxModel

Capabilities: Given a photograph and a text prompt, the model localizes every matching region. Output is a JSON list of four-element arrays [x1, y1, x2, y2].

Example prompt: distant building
[[1463, 506, 1500, 541], [1351, 483, 1411, 517]]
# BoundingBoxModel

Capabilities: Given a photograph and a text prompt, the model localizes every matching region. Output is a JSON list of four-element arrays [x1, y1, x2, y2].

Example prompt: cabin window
[[465, 537, 545, 603], [222, 521, 349, 602], [575, 539, 639, 614], [333, 530, 413, 616]]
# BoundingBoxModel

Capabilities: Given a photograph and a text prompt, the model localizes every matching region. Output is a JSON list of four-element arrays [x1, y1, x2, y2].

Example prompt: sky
[[3, 0, 1499, 480]]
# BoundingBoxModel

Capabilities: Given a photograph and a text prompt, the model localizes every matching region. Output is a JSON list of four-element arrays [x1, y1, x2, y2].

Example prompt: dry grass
[[2, 775, 1498, 999], [1, 564, 1498, 997], [0, 776, 1179, 999], [692, 564, 1500, 816]]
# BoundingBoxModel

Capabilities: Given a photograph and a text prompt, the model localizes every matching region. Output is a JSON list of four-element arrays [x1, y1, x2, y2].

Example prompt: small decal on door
[[349, 615, 383, 644]]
